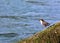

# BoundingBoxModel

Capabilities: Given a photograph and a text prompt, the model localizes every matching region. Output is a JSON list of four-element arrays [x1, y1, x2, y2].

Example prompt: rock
[[18, 22, 60, 43]]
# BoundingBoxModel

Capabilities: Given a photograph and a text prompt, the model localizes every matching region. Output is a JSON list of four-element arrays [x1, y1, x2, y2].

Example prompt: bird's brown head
[[40, 19, 44, 21]]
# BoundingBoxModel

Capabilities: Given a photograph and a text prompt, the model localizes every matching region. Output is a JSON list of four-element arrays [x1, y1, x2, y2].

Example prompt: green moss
[[18, 22, 60, 43]]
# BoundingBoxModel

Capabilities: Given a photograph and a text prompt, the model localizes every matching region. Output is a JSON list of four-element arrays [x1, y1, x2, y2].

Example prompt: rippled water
[[0, 0, 60, 43]]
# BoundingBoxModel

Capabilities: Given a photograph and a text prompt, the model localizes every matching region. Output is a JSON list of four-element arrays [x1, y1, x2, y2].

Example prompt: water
[[0, 0, 60, 43]]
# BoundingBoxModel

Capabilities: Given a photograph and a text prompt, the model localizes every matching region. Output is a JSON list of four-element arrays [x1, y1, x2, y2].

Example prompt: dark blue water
[[0, 0, 60, 43]]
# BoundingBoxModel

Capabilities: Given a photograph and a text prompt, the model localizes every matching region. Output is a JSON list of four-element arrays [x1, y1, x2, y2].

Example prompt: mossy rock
[[18, 22, 60, 43]]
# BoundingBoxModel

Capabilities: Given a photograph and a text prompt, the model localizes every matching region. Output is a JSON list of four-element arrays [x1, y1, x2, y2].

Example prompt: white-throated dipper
[[40, 19, 50, 27]]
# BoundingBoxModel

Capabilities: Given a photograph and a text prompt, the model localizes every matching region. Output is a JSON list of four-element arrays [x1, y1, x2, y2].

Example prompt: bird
[[40, 19, 50, 27]]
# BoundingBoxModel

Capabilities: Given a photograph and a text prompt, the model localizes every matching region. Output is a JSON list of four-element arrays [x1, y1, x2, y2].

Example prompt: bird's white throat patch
[[40, 20, 43, 25]]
